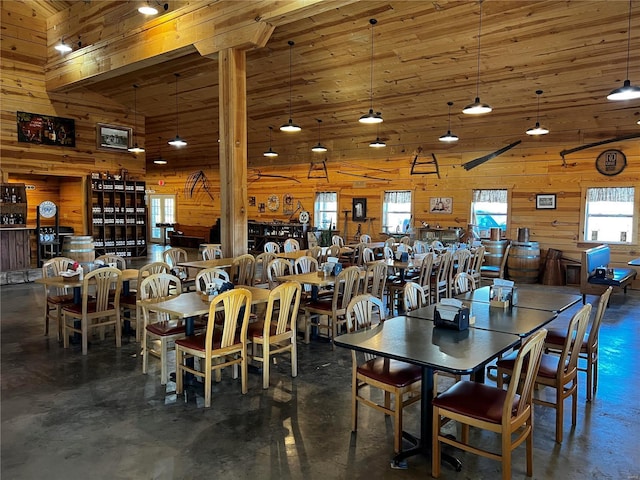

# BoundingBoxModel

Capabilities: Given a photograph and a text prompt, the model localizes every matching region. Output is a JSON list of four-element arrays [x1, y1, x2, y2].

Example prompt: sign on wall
[[17, 111, 75, 147]]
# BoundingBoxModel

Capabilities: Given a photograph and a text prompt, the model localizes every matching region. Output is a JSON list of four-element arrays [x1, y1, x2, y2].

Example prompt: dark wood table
[[456, 285, 581, 312], [406, 302, 557, 337], [628, 257, 640, 267], [334, 316, 520, 470]]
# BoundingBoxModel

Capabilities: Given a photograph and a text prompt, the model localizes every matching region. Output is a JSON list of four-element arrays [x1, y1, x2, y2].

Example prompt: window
[[471, 189, 508, 237], [382, 191, 412, 234], [314, 192, 338, 229], [584, 187, 635, 243]]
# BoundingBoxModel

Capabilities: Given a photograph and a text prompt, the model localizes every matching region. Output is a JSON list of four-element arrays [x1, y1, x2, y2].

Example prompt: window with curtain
[[382, 191, 412, 234], [584, 187, 635, 243], [314, 192, 338, 229], [471, 189, 508, 236]]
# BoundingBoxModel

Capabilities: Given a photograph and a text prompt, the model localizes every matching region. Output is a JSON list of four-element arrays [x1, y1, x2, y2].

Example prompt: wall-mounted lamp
[[54, 38, 72, 53]]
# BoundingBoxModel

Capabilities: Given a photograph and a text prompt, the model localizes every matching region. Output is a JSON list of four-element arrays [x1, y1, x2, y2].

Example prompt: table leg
[[390, 365, 462, 472]]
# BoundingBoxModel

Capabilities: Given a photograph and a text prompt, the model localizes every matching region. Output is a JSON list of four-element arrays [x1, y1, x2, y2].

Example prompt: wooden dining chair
[[346, 294, 422, 454], [264, 241, 280, 254], [293, 255, 319, 298], [62, 267, 123, 355], [359, 234, 371, 244], [201, 244, 223, 260], [402, 281, 427, 312], [231, 253, 255, 286], [163, 247, 196, 291], [303, 265, 361, 349], [254, 252, 276, 287], [95, 254, 127, 269], [469, 245, 485, 287], [412, 240, 427, 254], [362, 260, 387, 304], [481, 243, 511, 284], [120, 261, 171, 342], [325, 244, 341, 261], [361, 247, 375, 264], [195, 267, 230, 292], [307, 245, 323, 262], [175, 288, 253, 408], [432, 328, 547, 480], [283, 238, 300, 252], [331, 235, 345, 247], [433, 251, 452, 303], [497, 303, 592, 443], [139, 273, 206, 385], [544, 286, 612, 402], [247, 281, 302, 389], [267, 258, 292, 289], [453, 272, 476, 295], [41, 257, 75, 340]]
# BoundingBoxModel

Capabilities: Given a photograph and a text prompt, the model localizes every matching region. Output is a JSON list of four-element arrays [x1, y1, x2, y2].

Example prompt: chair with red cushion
[[497, 303, 592, 443], [432, 328, 547, 480], [544, 286, 611, 402], [247, 281, 302, 389], [175, 288, 252, 408], [346, 294, 422, 454], [41, 257, 75, 340]]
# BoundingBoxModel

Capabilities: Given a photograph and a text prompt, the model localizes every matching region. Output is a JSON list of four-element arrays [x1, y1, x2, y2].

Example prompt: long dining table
[[455, 285, 581, 313], [177, 257, 235, 270], [334, 315, 521, 471]]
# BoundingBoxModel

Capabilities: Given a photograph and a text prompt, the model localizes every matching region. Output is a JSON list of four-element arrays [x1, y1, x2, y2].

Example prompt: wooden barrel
[[62, 236, 95, 264], [507, 241, 540, 284], [482, 240, 510, 267]]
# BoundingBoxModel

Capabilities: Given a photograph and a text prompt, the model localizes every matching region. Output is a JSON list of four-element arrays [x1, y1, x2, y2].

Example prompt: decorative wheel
[[39, 201, 57, 219], [267, 194, 280, 212], [299, 211, 310, 224]]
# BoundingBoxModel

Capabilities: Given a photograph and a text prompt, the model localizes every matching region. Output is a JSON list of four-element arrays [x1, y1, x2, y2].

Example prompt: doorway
[[149, 194, 176, 244]]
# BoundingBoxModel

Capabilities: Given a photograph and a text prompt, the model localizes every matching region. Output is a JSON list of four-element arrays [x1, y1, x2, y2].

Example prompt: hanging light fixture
[[369, 125, 386, 148], [128, 84, 145, 153], [168, 73, 187, 147], [280, 41, 301, 132], [526, 90, 549, 135], [311, 119, 328, 152], [463, 2, 492, 114], [359, 19, 383, 124], [263, 126, 278, 157], [138, 2, 158, 15], [607, 0, 640, 100], [153, 136, 167, 164], [54, 38, 72, 53], [439, 101, 459, 142]]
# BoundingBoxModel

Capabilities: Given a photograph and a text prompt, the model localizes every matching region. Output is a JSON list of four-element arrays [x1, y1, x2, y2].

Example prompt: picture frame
[[96, 123, 132, 151], [352, 198, 367, 221], [430, 197, 452, 214], [17, 111, 76, 147], [536, 193, 556, 210]]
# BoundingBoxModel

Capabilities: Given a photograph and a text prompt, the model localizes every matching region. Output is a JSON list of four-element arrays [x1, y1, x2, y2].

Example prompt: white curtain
[[472, 189, 507, 203], [587, 187, 634, 202]]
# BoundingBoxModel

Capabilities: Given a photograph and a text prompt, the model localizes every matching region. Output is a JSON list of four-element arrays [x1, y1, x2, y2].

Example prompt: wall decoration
[[536, 193, 556, 209], [430, 197, 452, 214], [267, 194, 280, 212], [595, 149, 626, 176], [17, 111, 75, 147], [258, 203, 266, 213], [96, 123, 132, 151], [248, 196, 256, 207], [352, 198, 367, 221]]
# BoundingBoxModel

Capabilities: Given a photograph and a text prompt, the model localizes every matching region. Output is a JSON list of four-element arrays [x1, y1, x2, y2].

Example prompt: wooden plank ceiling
[[39, 0, 640, 167]]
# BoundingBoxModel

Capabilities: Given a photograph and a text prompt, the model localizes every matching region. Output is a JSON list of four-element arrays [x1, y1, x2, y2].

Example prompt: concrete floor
[[1, 245, 639, 479]]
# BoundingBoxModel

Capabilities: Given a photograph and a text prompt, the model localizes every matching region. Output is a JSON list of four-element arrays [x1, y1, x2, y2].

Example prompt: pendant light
[[463, 2, 492, 114], [138, 2, 158, 15], [526, 90, 549, 135], [263, 126, 278, 157], [369, 125, 386, 147], [311, 119, 327, 152], [280, 41, 301, 132], [607, 0, 640, 100], [54, 38, 72, 53], [439, 101, 459, 142], [128, 84, 145, 153], [153, 136, 167, 164], [359, 19, 383, 124], [168, 73, 187, 147]]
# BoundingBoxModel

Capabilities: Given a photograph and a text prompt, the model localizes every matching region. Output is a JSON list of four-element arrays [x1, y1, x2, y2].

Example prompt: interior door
[[149, 194, 176, 243]]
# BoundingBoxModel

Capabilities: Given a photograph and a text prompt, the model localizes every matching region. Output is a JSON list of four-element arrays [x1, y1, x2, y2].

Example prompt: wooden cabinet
[[0, 183, 27, 227], [88, 177, 147, 257], [248, 221, 307, 253]]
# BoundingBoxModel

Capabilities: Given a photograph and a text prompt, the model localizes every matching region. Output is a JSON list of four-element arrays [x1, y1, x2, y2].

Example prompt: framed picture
[[536, 194, 556, 210], [352, 198, 367, 221], [97, 123, 131, 151], [17, 111, 75, 147], [430, 197, 452, 214]]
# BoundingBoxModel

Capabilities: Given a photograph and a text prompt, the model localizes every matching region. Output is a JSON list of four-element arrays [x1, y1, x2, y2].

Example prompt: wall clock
[[267, 194, 280, 211], [595, 149, 626, 176], [298, 211, 310, 224], [39, 200, 57, 219]]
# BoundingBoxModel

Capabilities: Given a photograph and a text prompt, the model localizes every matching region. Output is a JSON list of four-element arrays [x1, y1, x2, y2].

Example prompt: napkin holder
[[434, 301, 470, 331], [489, 285, 517, 309]]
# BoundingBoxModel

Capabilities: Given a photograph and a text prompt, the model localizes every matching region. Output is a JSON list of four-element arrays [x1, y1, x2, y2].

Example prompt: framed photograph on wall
[[536, 193, 556, 209], [352, 198, 367, 221], [430, 197, 452, 214], [97, 123, 132, 151], [17, 111, 76, 147]]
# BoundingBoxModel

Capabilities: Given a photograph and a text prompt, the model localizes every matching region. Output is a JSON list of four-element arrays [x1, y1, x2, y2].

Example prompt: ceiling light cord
[[474, 1, 483, 101], [281, 41, 301, 132], [369, 19, 375, 112], [359, 19, 383, 123], [128, 84, 145, 153], [625, 0, 632, 80]]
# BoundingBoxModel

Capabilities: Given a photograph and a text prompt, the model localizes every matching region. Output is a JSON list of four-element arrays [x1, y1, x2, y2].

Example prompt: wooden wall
[[0, 0, 146, 235]]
